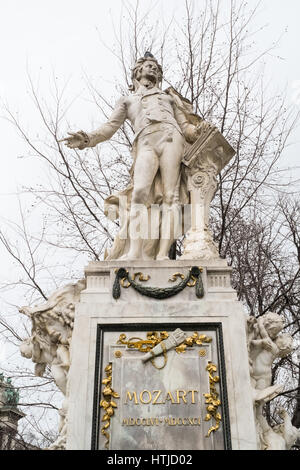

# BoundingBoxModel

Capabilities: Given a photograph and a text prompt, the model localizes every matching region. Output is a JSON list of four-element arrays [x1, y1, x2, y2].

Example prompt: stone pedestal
[[66, 259, 257, 450]]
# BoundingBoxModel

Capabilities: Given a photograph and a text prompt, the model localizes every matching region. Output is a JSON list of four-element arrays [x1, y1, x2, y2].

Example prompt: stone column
[[181, 125, 235, 260], [182, 162, 219, 260]]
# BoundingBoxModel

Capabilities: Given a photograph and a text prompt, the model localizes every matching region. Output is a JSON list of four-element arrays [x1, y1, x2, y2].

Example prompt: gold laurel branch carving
[[132, 272, 151, 282], [169, 267, 203, 285], [175, 332, 212, 354], [100, 362, 120, 449], [116, 331, 169, 353], [118, 331, 211, 356], [169, 272, 185, 282], [187, 267, 203, 287], [187, 275, 197, 287], [120, 277, 131, 288], [204, 361, 222, 438], [116, 331, 212, 370]]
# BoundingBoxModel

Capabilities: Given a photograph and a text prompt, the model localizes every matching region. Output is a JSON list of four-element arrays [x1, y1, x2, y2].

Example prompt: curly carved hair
[[131, 54, 163, 91]]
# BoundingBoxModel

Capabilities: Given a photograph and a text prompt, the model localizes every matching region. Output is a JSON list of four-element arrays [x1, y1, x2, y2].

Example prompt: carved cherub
[[273, 408, 300, 450], [19, 278, 86, 450], [257, 408, 300, 450], [19, 279, 85, 322], [249, 315, 293, 403], [247, 312, 296, 450], [250, 317, 293, 390]]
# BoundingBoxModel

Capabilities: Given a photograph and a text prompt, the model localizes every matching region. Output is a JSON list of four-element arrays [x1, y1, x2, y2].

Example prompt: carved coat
[[87, 86, 199, 146], [87, 87, 203, 260]]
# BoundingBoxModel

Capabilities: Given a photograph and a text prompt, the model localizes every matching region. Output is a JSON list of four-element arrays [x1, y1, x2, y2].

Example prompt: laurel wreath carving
[[112, 266, 204, 300]]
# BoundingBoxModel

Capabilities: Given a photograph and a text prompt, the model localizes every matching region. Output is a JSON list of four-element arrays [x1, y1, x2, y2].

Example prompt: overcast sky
[[0, 0, 299, 273]]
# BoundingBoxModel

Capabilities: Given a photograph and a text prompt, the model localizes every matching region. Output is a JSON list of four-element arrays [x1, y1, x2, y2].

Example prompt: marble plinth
[[66, 259, 257, 450]]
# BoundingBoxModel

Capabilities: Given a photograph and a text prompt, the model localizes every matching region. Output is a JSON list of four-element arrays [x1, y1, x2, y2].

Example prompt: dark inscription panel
[[92, 323, 231, 450]]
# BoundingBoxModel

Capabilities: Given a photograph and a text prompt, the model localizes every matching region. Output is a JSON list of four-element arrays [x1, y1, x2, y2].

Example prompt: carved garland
[[204, 362, 222, 437], [113, 266, 204, 300], [99, 363, 120, 449]]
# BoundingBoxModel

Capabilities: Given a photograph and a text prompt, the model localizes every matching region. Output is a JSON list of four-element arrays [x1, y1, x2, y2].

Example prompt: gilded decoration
[[116, 331, 220, 439], [204, 362, 222, 437], [117, 331, 212, 365], [100, 363, 120, 449], [175, 332, 212, 354], [117, 331, 169, 353]]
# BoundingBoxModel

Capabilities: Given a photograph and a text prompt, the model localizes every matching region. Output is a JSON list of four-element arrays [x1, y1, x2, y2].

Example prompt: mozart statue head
[[131, 52, 163, 91]]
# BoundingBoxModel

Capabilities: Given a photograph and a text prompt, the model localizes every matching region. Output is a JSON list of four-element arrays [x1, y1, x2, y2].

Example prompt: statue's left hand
[[186, 121, 213, 144], [195, 120, 213, 137], [185, 124, 201, 144]]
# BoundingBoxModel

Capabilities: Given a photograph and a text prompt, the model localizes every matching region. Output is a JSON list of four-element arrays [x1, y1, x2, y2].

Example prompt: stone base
[[181, 229, 220, 260], [66, 259, 257, 450]]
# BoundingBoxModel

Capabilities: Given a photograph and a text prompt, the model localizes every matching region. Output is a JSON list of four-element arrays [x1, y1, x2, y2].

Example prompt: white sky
[[0, 0, 299, 273]]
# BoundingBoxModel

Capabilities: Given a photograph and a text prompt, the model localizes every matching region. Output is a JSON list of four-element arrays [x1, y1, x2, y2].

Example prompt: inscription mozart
[[124, 389, 199, 405]]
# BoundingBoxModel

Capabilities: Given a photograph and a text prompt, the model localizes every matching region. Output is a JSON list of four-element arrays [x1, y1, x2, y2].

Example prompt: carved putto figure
[[248, 314, 293, 402], [19, 279, 86, 449], [256, 408, 300, 450], [247, 312, 295, 450]]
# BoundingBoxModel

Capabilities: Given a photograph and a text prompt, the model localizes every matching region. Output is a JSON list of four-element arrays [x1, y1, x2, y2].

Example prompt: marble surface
[[66, 260, 257, 450]]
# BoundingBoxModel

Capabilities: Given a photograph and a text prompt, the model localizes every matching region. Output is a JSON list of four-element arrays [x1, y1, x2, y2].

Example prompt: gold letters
[[152, 390, 163, 405], [165, 391, 175, 404], [123, 389, 202, 428], [125, 391, 138, 404], [176, 390, 187, 404], [123, 416, 201, 426], [124, 389, 199, 405], [188, 390, 198, 404], [139, 390, 152, 404]]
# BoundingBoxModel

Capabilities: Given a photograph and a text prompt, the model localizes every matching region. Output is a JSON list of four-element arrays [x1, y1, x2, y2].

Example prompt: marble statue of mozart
[[62, 52, 206, 260]]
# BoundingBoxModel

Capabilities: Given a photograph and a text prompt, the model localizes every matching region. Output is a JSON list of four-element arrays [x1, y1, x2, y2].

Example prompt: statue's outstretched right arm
[[61, 97, 127, 150]]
